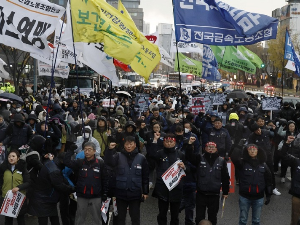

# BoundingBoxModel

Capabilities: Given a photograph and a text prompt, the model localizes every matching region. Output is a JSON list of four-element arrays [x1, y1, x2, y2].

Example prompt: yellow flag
[[70, 0, 141, 64], [118, 0, 161, 82]]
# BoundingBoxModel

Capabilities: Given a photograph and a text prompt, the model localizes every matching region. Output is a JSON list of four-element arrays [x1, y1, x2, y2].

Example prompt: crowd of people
[[0, 84, 300, 225]]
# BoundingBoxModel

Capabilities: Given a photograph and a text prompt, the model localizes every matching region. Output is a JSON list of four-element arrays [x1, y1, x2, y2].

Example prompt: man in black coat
[[186, 140, 230, 225], [29, 152, 74, 225], [152, 133, 186, 225], [105, 136, 149, 225]]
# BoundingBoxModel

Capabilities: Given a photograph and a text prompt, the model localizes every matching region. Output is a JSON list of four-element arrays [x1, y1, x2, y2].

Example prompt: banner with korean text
[[174, 0, 278, 45], [0, 0, 65, 56], [162, 160, 186, 191], [0, 191, 26, 218]]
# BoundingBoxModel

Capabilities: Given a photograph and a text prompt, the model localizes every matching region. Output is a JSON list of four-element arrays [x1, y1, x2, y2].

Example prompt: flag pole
[[44, 11, 66, 139], [172, 0, 184, 128], [69, 0, 85, 137]]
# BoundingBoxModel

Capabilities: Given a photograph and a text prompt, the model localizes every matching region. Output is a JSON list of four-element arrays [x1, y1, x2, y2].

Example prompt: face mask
[[84, 133, 90, 139], [184, 128, 190, 133], [16, 108, 21, 112], [7, 104, 10, 109]]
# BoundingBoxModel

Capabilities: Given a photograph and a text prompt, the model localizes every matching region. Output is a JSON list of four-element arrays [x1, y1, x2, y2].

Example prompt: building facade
[[272, 1, 300, 43], [107, 0, 144, 32]]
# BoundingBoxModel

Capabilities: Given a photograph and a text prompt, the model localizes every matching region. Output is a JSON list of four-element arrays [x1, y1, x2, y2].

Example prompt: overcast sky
[[140, 0, 288, 33]]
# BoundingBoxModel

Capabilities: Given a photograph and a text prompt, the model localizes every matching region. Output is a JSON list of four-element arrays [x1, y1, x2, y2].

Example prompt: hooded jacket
[[116, 121, 140, 152], [93, 117, 114, 157], [75, 126, 101, 156]]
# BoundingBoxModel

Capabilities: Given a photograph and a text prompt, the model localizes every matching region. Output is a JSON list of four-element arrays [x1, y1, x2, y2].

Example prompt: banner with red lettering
[[161, 160, 186, 191], [0, 190, 26, 218]]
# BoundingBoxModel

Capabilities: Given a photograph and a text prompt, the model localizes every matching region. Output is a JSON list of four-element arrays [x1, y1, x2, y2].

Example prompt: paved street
[[0, 174, 293, 225]]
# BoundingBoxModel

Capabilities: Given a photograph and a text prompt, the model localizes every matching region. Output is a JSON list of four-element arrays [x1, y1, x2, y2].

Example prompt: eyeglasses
[[164, 140, 175, 143], [248, 148, 258, 152], [206, 146, 216, 150]]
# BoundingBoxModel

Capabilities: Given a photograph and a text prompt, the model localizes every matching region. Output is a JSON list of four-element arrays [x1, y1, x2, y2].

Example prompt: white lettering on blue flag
[[174, 0, 278, 46], [202, 45, 221, 81]]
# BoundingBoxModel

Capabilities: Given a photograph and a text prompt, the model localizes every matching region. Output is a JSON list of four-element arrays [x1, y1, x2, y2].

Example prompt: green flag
[[237, 46, 263, 68], [175, 53, 202, 76], [222, 46, 256, 74], [210, 46, 237, 73]]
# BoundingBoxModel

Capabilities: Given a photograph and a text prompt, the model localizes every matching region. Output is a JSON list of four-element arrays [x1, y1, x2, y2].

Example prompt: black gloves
[[102, 194, 107, 202], [265, 195, 271, 205], [224, 153, 229, 161], [69, 144, 78, 152], [238, 139, 247, 147]]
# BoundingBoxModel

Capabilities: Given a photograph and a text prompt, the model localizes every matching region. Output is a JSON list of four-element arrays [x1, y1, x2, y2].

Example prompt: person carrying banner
[[231, 143, 272, 225], [152, 133, 186, 225], [0, 150, 31, 225], [185, 139, 230, 225]]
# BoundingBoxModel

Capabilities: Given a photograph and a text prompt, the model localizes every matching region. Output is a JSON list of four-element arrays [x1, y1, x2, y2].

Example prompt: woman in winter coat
[[0, 150, 31, 225]]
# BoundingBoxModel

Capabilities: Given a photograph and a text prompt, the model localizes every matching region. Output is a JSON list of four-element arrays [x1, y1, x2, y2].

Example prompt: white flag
[[159, 47, 174, 68], [101, 198, 111, 223], [0, 0, 65, 56], [285, 53, 300, 72], [0, 58, 10, 79], [170, 32, 203, 55]]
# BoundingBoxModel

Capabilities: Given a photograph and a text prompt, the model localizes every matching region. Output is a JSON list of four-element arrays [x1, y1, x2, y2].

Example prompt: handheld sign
[[0, 191, 26, 218], [101, 197, 111, 223], [161, 160, 186, 191], [261, 97, 282, 111]]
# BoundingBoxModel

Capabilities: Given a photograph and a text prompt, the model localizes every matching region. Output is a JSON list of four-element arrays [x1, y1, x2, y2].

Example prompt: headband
[[164, 137, 176, 142], [205, 142, 217, 147], [247, 146, 258, 151]]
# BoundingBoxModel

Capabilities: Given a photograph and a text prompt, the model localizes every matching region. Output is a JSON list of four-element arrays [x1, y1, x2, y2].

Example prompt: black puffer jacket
[[280, 106, 295, 121]]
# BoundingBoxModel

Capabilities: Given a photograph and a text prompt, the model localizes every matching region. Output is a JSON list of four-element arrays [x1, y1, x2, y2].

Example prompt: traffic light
[[261, 64, 265, 68]]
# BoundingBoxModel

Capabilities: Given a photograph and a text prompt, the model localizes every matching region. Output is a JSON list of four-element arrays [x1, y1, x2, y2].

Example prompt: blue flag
[[174, 0, 278, 46], [284, 30, 300, 76], [202, 45, 221, 81]]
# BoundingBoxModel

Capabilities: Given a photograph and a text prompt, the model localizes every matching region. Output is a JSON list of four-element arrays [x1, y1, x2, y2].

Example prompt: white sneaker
[[273, 188, 281, 196], [149, 182, 153, 189], [281, 177, 285, 183]]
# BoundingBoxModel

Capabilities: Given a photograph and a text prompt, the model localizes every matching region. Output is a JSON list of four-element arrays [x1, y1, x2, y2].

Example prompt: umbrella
[[226, 90, 249, 99], [163, 86, 177, 90], [116, 91, 132, 98], [0, 92, 23, 103]]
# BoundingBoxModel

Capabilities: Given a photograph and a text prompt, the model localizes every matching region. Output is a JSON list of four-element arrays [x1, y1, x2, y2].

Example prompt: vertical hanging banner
[[0, 0, 65, 56], [173, 0, 278, 45], [202, 45, 221, 81]]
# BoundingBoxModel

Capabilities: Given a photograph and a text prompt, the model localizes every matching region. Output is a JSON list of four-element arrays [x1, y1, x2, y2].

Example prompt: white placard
[[38, 60, 69, 78], [161, 160, 186, 191], [101, 197, 111, 223], [0, 191, 26, 218], [261, 97, 282, 111], [102, 99, 115, 108]]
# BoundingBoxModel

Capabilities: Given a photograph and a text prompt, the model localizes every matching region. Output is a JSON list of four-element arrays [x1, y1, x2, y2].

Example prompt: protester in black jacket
[[186, 140, 230, 225], [152, 133, 186, 225], [29, 153, 74, 225], [280, 102, 295, 121], [231, 143, 272, 225], [105, 136, 149, 225]]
